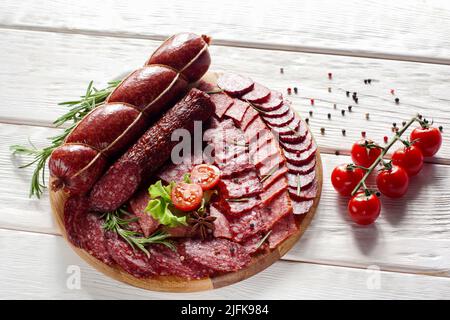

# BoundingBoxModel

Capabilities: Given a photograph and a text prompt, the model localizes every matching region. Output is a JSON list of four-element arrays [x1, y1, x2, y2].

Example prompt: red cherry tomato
[[171, 182, 203, 212], [410, 126, 442, 157], [348, 192, 381, 225], [351, 139, 382, 168], [392, 145, 424, 176], [376, 165, 409, 198], [190, 164, 221, 190], [331, 164, 365, 196]]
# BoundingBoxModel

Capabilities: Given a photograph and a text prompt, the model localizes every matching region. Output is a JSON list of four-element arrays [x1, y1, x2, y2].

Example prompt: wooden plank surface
[[0, 29, 449, 163], [1, 228, 449, 299], [1, 0, 450, 63], [4, 123, 450, 276]]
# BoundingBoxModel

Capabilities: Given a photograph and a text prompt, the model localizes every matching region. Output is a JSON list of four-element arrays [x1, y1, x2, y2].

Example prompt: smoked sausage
[[89, 88, 215, 212], [49, 33, 211, 195]]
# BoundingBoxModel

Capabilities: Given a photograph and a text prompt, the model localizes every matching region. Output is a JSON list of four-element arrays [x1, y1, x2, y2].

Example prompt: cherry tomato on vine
[[351, 139, 382, 168], [410, 126, 442, 157], [347, 192, 381, 225], [392, 145, 424, 176], [331, 164, 365, 196], [376, 165, 409, 198], [171, 182, 203, 212], [190, 164, 221, 190]]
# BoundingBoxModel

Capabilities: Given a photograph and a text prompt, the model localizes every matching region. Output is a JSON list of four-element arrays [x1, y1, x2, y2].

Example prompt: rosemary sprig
[[10, 79, 121, 198], [226, 197, 251, 202], [255, 230, 272, 250], [103, 208, 176, 257], [260, 165, 278, 184]]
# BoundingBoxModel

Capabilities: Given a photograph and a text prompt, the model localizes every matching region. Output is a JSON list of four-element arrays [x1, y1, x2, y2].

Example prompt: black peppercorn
[[348, 105, 352, 112], [342, 129, 346, 136], [309, 110, 313, 116], [346, 91, 350, 97], [395, 98, 400, 104], [341, 109, 345, 116], [327, 113, 331, 119]]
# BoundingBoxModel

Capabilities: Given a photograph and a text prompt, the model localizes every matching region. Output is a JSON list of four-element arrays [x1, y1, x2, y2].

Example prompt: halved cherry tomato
[[376, 165, 409, 198], [351, 139, 382, 168], [171, 182, 203, 212], [348, 192, 381, 225], [331, 164, 365, 196], [410, 126, 442, 157], [190, 164, 221, 190], [392, 145, 424, 176]]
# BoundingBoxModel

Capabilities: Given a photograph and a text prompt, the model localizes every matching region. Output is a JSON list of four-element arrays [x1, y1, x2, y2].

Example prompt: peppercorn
[[328, 87, 332, 93], [328, 72, 332, 79], [309, 110, 313, 116], [364, 79, 368, 84], [439, 125, 443, 132], [327, 113, 331, 119], [393, 122, 397, 127], [293, 87, 298, 94], [287, 88, 292, 95], [341, 109, 345, 116], [354, 97, 359, 104], [361, 131, 366, 138], [367, 79, 372, 84], [305, 118, 309, 124], [418, 114, 423, 120], [334, 103, 337, 109], [402, 121, 406, 126], [335, 150, 340, 155], [384, 136, 388, 143], [280, 67, 284, 74], [342, 129, 346, 136], [320, 127, 325, 135], [348, 105, 352, 112], [395, 98, 400, 104], [310, 98, 315, 105], [346, 91, 350, 97], [365, 113, 370, 120]]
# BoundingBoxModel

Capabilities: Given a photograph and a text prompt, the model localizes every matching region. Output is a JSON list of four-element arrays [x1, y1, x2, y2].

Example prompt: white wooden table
[[1, 0, 449, 299]]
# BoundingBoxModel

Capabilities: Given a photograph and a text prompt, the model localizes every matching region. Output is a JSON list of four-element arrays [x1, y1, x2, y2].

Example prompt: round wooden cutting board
[[49, 72, 323, 292]]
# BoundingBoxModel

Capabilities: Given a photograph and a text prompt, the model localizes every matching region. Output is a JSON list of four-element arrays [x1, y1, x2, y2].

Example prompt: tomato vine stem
[[351, 114, 420, 196]]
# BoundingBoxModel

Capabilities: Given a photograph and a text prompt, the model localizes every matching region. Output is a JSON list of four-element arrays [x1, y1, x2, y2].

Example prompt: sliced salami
[[215, 152, 253, 177], [182, 238, 251, 272], [289, 178, 318, 200], [217, 170, 263, 199], [287, 170, 316, 190], [81, 212, 115, 266], [210, 92, 234, 119], [228, 207, 266, 242], [268, 113, 301, 136], [252, 140, 279, 167], [263, 192, 292, 229], [217, 73, 254, 96], [225, 100, 250, 125], [129, 188, 160, 237], [241, 233, 267, 255], [260, 177, 288, 204], [241, 83, 271, 103], [264, 109, 295, 127], [244, 117, 268, 143], [106, 232, 155, 278], [261, 166, 288, 189], [284, 141, 317, 166], [257, 153, 286, 177], [281, 132, 312, 153], [279, 121, 308, 143], [261, 101, 290, 118], [268, 213, 297, 249], [210, 205, 233, 239], [64, 196, 88, 248], [216, 196, 260, 215], [292, 199, 314, 215], [255, 90, 283, 111], [240, 106, 259, 130], [286, 157, 316, 174]]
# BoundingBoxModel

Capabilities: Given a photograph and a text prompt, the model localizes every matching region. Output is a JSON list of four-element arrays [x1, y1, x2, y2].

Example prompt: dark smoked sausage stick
[[89, 89, 215, 212], [48, 33, 211, 195]]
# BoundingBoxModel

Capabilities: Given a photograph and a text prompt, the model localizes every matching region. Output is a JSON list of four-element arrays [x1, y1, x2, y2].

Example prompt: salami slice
[[287, 170, 316, 190], [64, 196, 89, 248], [255, 90, 283, 111], [217, 73, 254, 96], [81, 212, 114, 266], [264, 109, 295, 127], [257, 153, 286, 177], [286, 157, 316, 174], [241, 233, 267, 255], [261, 101, 290, 118], [268, 213, 297, 249], [240, 106, 259, 130], [279, 121, 308, 143], [216, 196, 260, 215], [215, 152, 253, 177], [217, 170, 263, 199], [228, 207, 266, 242], [210, 93, 234, 119], [281, 132, 312, 153], [182, 238, 251, 272], [264, 191, 293, 229], [225, 100, 250, 125], [289, 178, 318, 200], [292, 199, 314, 215], [106, 232, 155, 278], [244, 117, 267, 143], [261, 166, 288, 188], [129, 189, 160, 237], [260, 177, 288, 204], [241, 83, 271, 103], [268, 114, 301, 136], [210, 206, 233, 239], [252, 140, 280, 167], [284, 141, 317, 166]]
